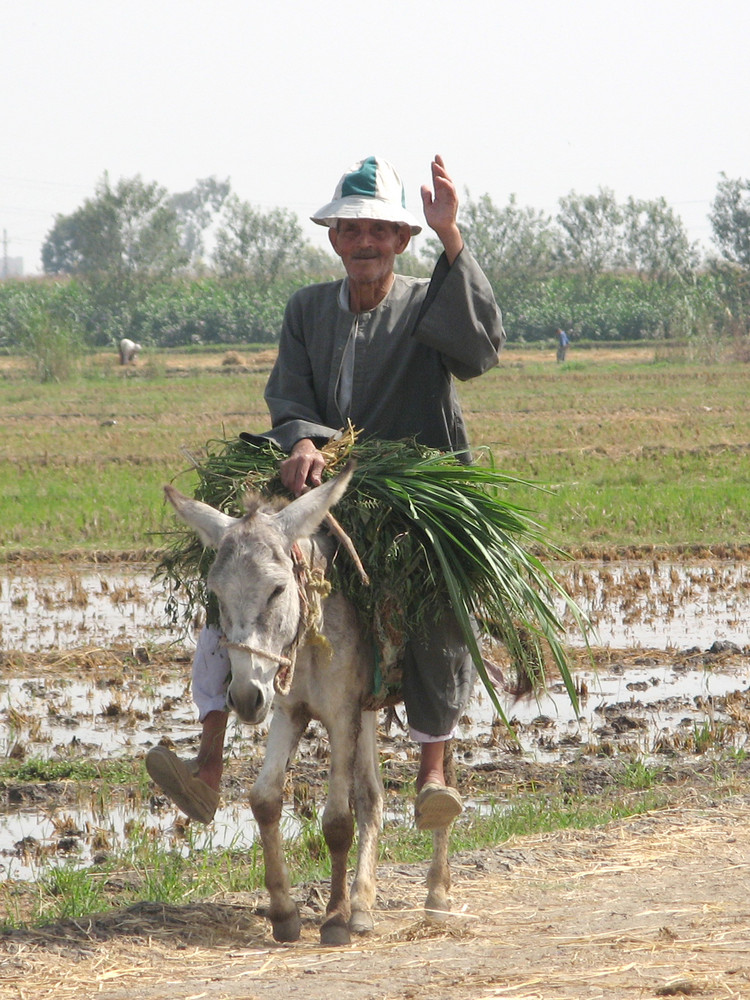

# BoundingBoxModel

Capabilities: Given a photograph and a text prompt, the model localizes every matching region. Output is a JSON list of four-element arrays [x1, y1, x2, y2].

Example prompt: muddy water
[[2, 561, 750, 882], [556, 560, 750, 650], [0, 567, 178, 652], [3, 559, 749, 653]]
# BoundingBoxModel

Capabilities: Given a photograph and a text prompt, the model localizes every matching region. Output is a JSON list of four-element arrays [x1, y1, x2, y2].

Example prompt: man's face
[[328, 219, 411, 285]]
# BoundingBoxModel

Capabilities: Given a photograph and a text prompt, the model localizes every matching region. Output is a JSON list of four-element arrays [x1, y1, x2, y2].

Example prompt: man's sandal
[[145, 745, 219, 824], [414, 783, 463, 831]]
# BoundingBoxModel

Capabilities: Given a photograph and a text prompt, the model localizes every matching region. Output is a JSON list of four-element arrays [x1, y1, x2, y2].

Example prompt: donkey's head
[[165, 463, 354, 724]]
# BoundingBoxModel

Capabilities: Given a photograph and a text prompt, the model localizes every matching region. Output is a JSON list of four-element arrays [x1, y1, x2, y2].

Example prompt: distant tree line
[[1, 171, 749, 375]]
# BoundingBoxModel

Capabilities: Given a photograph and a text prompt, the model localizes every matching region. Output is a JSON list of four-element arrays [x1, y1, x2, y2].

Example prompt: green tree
[[394, 249, 431, 278], [213, 197, 307, 283], [556, 188, 623, 275], [621, 196, 699, 279], [170, 176, 231, 269], [10, 285, 84, 381], [42, 174, 188, 277], [421, 191, 556, 278], [709, 173, 750, 267]]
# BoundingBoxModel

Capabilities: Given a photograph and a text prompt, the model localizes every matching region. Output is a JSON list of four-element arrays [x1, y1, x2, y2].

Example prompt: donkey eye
[[269, 584, 285, 602]]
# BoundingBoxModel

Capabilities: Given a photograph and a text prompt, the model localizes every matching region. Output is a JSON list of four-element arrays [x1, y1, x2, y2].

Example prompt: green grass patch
[[2, 346, 750, 556], [0, 756, 140, 784]]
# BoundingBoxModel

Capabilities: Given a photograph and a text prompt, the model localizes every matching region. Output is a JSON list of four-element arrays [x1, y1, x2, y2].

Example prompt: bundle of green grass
[[157, 429, 587, 723]]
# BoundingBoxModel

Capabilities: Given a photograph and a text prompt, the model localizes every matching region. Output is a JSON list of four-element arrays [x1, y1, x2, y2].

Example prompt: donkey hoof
[[272, 912, 302, 943], [320, 916, 351, 946], [349, 909, 374, 936], [425, 893, 452, 922]]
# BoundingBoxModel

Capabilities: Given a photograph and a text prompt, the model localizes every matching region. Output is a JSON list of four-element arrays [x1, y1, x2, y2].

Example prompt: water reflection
[[557, 560, 750, 649], [0, 674, 189, 759], [0, 566, 176, 653], [3, 560, 749, 654], [465, 654, 750, 759], [1, 799, 288, 883]]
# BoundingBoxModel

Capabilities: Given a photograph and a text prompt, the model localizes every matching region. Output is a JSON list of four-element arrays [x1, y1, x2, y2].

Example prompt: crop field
[[1, 342, 749, 557]]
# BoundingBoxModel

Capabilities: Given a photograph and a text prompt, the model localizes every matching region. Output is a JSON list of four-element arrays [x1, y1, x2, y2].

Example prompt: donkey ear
[[272, 462, 355, 542], [164, 484, 238, 549]]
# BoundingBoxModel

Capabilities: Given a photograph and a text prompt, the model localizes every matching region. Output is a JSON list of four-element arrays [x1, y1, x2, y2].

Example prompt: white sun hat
[[311, 156, 422, 234]]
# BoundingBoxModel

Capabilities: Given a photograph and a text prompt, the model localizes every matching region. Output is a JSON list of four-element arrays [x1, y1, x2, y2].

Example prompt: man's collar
[[338, 275, 398, 314]]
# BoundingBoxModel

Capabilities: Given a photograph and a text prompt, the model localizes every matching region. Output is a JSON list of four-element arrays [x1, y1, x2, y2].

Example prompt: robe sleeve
[[245, 290, 341, 452], [414, 248, 505, 381]]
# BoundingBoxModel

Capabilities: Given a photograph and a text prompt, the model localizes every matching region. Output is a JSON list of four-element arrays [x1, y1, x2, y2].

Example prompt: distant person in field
[[556, 328, 569, 363], [119, 338, 141, 365], [146, 153, 505, 832]]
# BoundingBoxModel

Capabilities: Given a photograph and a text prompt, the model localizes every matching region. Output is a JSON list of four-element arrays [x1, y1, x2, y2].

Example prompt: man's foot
[[145, 746, 220, 824], [414, 783, 463, 831]]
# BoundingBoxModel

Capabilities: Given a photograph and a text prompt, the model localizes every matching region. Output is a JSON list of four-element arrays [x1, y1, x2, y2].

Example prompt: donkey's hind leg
[[425, 739, 454, 917], [349, 710, 384, 935], [425, 825, 452, 917]]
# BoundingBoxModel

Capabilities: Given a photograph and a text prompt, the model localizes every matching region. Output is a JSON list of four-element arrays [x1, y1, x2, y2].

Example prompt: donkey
[[164, 463, 453, 946]]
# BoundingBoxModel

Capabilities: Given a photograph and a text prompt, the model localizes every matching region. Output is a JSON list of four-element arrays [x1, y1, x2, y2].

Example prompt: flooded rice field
[[0, 560, 750, 653], [3, 559, 749, 653], [1, 559, 749, 882]]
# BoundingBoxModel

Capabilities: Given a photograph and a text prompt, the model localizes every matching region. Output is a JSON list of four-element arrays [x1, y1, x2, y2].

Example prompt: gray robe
[[243, 248, 505, 736], [254, 248, 505, 456]]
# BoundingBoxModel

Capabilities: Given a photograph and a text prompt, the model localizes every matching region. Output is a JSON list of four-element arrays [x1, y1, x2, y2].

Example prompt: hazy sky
[[2, 0, 748, 273]]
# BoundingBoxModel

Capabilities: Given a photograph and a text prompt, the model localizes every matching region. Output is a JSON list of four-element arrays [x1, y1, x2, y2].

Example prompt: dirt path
[[3, 790, 749, 1000]]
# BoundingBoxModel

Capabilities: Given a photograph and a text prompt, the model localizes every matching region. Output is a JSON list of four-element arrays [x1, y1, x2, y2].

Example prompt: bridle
[[219, 542, 330, 697]]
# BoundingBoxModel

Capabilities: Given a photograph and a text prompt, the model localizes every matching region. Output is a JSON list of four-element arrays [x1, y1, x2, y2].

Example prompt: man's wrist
[[437, 225, 463, 265], [290, 437, 319, 457]]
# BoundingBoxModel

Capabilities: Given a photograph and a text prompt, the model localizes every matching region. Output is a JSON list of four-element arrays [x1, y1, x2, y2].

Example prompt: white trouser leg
[[191, 624, 231, 721], [409, 726, 454, 743]]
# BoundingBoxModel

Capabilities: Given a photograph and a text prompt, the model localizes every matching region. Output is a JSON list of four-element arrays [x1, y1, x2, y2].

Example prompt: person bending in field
[[147, 154, 505, 831]]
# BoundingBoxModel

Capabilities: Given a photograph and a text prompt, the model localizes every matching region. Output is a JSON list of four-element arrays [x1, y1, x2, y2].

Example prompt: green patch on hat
[[341, 156, 379, 199]]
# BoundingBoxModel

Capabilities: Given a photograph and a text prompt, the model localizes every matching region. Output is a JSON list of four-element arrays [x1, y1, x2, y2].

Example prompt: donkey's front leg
[[318, 712, 360, 946], [249, 708, 307, 943]]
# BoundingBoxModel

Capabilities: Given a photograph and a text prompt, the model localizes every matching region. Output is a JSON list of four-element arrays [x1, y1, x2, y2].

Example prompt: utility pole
[[2, 229, 7, 280]]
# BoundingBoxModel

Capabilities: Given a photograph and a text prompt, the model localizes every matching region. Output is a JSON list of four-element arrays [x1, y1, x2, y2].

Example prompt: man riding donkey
[[147, 153, 506, 831]]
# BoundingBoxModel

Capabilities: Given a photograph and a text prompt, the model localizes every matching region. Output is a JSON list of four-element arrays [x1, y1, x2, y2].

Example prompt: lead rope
[[220, 638, 294, 669], [272, 543, 307, 696], [276, 542, 332, 695]]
